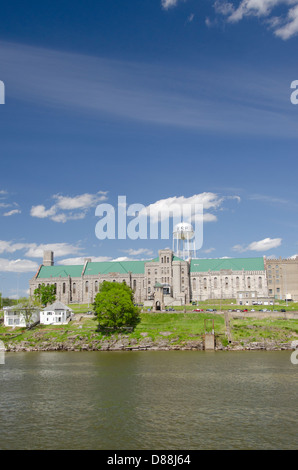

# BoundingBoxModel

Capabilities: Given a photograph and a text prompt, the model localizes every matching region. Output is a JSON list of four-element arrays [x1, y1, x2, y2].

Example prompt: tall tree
[[93, 281, 140, 330], [34, 283, 56, 306]]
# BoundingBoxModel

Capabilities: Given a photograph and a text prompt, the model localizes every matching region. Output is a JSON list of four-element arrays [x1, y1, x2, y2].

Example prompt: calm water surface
[[0, 351, 297, 450]]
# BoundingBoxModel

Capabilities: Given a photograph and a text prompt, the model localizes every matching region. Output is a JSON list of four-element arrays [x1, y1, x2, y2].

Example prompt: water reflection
[[0, 351, 297, 450]]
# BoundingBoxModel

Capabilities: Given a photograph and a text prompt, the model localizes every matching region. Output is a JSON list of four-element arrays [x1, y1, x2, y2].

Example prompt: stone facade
[[264, 256, 298, 301], [190, 270, 268, 301], [29, 249, 274, 307]]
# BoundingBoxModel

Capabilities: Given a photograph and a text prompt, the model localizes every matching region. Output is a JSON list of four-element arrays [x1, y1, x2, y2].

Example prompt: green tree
[[93, 281, 140, 330], [15, 297, 41, 329], [34, 283, 56, 306]]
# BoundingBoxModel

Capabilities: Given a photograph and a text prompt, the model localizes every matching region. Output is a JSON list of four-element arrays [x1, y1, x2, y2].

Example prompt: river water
[[0, 351, 297, 450]]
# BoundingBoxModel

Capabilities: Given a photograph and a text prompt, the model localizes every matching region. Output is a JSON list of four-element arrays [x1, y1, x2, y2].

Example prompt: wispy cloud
[[1, 42, 297, 138], [233, 237, 282, 252], [187, 13, 195, 22], [122, 248, 154, 257], [248, 193, 290, 205], [214, 0, 298, 39], [0, 240, 82, 259], [0, 190, 20, 215], [161, 0, 182, 10], [202, 247, 216, 254], [0, 258, 39, 273], [30, 191, 108, 223], [3, 209, 21, 217]]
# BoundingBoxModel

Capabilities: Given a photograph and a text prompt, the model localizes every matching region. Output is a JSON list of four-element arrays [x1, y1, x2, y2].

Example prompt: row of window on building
[[192, 276, 263, 290], [39, 279, 139, 296], [39, 275, 264, 296]]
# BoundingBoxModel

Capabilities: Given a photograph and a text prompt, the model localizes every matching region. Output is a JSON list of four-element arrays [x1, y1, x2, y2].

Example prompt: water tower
[[173, 222, 196, 260]]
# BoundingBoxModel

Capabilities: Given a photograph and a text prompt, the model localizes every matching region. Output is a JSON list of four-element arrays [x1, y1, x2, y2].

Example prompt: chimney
[[43, 251, 54, 266]]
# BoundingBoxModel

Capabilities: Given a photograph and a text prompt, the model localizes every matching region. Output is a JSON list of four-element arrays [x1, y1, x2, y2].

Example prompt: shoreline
[[4, 338, 296, 353]]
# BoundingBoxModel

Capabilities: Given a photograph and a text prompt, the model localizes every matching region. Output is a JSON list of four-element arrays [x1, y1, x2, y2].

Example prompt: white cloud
[[30, 205, 56, 219], [233, 237, 282, 252], [161, 0, 181, 9], [193, 212, 218, 223], [57, 256, 112, 265], [141, 193, 224, 224], [53, 192, 107, 210], [214, 0, 298, 39], [3, 209, 21, 216], [31, 191, 108, 223], [24, 243, 82, 259], [214, 0, 235, 16], [0, 241, 30, 254], [202, 247, 216, 254], [0, 258, 39, 273], [0, 240, 82, 259], [139, 192, 239, 227], [123, 248, 154, 257], [58, 250, 155, 265], [274, 4, 298, 38]]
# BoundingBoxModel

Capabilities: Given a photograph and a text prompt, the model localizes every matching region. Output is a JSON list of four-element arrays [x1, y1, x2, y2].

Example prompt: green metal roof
[[190, 257, 265, 273], [84, 260, 145, 276], [37, 260, 146, 278], [36, 256, 265, 279], [37, 265, 84, 279]]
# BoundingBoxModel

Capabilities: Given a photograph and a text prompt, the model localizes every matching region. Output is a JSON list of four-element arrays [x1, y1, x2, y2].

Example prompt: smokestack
[[43, 251, 54, 266]]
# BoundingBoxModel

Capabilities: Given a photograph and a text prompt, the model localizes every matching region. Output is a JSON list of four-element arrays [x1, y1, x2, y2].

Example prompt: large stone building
[[264, 256, 298, 301], [29, 249, 272, 308]]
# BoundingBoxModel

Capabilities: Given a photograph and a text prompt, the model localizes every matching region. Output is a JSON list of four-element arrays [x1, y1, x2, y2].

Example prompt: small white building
[[40, 301, 73, 325], [4, 305, 40, 327]]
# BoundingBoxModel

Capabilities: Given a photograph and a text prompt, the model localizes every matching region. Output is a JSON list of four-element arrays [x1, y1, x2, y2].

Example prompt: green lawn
[[1, 309, 298, 348], [131, 312, 225, 342], [230, 317, 298, 343]]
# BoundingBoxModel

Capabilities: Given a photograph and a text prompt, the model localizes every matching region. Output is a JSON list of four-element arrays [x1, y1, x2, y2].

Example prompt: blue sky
[[0, 0, 298, 298]]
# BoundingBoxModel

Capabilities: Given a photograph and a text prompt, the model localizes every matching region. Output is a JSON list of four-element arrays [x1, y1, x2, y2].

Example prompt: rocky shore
[[4, 335, 297, 353]]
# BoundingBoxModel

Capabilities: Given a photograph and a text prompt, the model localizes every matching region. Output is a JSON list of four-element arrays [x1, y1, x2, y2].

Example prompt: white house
[[40, 301, 73, 325], [4, 305, 40, 327]]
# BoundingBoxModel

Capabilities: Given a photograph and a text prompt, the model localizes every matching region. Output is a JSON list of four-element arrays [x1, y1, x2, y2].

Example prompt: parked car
[[193, 309, 204, 312], [242, 309, 248, 312], [280, 309, 286, 312]]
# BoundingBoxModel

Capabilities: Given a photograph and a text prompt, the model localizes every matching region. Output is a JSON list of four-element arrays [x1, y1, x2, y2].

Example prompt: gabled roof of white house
[[42, 301, 73, 312]]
